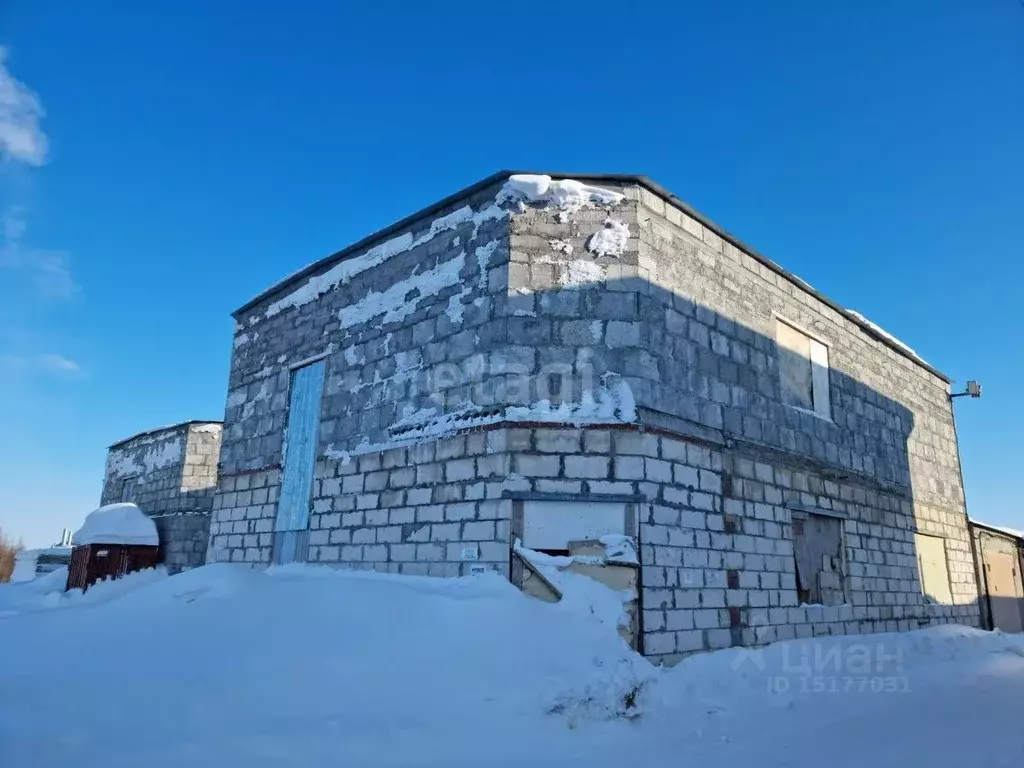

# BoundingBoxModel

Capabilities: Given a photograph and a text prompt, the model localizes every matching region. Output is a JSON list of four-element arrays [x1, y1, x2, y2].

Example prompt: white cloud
[[38, 353, 80, 373], [0, 352, 82, 378], [0, 207, 78, 299], [0, 47, 48, 166], [3, 206, 26, 240]]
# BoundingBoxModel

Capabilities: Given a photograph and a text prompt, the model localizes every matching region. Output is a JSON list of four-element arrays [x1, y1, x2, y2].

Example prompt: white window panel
[[777, 318, 831, 420], [522, 500, 630, 551], [809, 338, 831, 419], [777, 320, 814, 410], [914, 533, 953, 605]]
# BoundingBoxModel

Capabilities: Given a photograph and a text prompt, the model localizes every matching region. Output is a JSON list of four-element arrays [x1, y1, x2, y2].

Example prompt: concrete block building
[[208, 171, 979, 661], [102, 421, 222, 573]]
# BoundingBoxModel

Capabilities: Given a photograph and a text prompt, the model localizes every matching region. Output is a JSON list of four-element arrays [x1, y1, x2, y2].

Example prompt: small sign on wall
[[469, 564, 488, 576], [460, 546, 479, 562]]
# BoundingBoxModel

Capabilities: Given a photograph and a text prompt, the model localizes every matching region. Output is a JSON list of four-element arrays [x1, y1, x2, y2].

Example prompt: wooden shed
[[66, 503, 161, 592]]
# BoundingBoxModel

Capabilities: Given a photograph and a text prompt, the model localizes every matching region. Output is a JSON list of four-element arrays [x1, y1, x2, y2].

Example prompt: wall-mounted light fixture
[[950, 380, 982, 400]]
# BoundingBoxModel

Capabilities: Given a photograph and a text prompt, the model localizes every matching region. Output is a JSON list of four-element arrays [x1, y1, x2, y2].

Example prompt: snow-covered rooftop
[[74, 503, 159, 547], [970, 518, 1024, 539], [233, 170, 950, 383]]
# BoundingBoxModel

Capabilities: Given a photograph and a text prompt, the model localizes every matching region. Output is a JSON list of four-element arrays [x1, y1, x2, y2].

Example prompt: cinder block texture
[[101, 421, 222, 573], [209, 173, 979, 658]]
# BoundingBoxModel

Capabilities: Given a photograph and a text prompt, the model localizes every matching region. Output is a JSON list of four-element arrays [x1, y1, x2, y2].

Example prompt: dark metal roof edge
[[233, 169, 951, 383], [109, 420, 223, 450]]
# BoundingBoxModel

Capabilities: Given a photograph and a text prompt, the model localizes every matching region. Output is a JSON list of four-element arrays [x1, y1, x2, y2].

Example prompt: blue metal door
[[273, 360, 325, 564]]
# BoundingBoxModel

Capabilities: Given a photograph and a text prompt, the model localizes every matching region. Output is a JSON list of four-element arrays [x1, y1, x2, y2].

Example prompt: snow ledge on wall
[[324, 377, 637, 463]]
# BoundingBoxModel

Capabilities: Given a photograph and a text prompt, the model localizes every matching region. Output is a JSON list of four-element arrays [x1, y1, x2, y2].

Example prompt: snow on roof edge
[[232, 170, 951, 383], [970, 519, 1024, 540], [109, 420, 224, 450], [74, 503, 159, 547]]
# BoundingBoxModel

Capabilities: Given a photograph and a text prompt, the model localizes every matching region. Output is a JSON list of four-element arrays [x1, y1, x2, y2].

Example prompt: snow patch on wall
[[506, 375, 636, 425], [323, 377, 636, 461], [560, 260, 606, 288], [266, 204, 505, 318], [475, 240, 498, 274], [241, 381, 272, 420], [226, 390, 247, 408], [339, 252, 465, 329], [262, 175, 622, 319], [549, 239, 574, 255], [586, 219, 630, 258], [392, 351, 421, 384], [445, 293, 466, 325], [106, 436, 184, 480], [447, 238, 502, 327]]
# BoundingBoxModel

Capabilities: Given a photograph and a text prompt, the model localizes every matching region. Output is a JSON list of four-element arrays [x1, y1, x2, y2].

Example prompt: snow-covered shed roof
[[233, 170, 950, 383], [74, 503, 159, 547]]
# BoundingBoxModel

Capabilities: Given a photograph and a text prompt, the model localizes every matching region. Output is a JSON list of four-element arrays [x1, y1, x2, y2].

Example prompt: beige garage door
[[985, 550, 1024, 634]]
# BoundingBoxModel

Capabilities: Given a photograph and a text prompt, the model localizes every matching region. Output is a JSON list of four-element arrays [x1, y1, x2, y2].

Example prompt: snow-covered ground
[[2, 565, 1023, 768]]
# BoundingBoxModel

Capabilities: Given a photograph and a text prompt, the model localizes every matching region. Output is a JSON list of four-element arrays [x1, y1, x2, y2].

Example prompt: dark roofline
[[233, 170, 951, 383], [109, 420, 223, 450]]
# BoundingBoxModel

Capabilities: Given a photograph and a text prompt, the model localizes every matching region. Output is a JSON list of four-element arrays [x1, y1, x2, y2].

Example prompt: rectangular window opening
[[792, 511, 845, 605], [776, 319, 831, 420]]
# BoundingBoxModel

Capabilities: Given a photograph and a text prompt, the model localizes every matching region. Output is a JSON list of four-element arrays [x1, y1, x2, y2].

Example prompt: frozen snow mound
[[0, 563, 654, 767], [74, 503, 159, 546], [506, 174, 624, 213], [586, 218, 630, 257]]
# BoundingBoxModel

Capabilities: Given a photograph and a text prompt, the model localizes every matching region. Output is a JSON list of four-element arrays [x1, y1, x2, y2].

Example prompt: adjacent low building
[[969, 519, 1023, 633], [207, 170, 980, 661], [11, 547, 72, 583], [102, 421, 222, 573]]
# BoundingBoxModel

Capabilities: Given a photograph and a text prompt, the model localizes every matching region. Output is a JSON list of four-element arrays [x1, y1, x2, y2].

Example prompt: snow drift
[[1, 564, 1022, 768]]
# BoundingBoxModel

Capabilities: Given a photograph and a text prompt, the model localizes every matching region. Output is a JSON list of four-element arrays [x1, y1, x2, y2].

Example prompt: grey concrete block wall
[[102, 421, 222, 573], [219, 180, 511, 477], [208, 171, 979, 656]]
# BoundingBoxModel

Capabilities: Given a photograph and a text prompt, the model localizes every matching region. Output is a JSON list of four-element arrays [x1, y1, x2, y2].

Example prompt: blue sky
[[0, 1, 1021, 546]]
